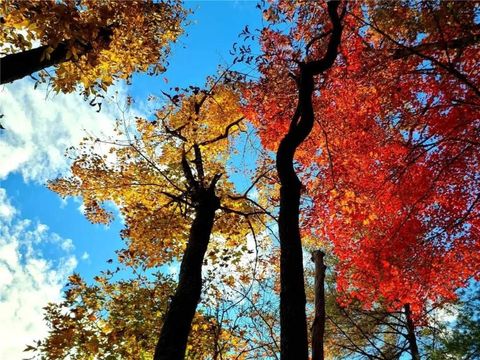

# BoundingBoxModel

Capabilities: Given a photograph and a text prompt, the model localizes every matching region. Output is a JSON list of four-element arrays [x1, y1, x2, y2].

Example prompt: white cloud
[[0, 72, 132, 360], [81, 251, 89, 261], [0, 188, 16, 221], [0, 188, 77, 359], [0, 78, 120, 183], [58, 236, 75, 252], [0, 71, 143, 360], [167, 262, 179, 277], [430, 302, 459, 326], [201, 231, 272, 306], [77, 200, 86, 215]]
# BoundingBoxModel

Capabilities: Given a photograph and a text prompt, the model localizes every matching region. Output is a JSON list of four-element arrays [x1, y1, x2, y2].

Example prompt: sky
[[0, 2, 263, 358]]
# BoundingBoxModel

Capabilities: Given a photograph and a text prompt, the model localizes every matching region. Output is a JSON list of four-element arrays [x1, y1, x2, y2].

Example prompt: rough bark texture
[[153, 188, 220, 360], [404, 304, 420, 360], [276, 2, 343, 359], [311, 250, 326, 360]]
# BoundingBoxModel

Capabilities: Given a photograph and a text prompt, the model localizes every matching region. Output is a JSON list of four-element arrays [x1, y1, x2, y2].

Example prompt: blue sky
[[0, 2, 263, 357]]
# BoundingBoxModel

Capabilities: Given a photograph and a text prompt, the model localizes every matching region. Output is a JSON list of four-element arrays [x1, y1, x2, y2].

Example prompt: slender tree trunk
[[154, 189, 220, 360], [311, 250, 326, 360], [404, 304, 420, 360], [276, 3, 342, 359], [276, 70, 316, 360], [277, 140, 309, 359]]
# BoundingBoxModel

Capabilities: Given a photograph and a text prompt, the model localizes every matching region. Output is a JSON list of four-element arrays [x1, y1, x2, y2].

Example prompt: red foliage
[[245, 0, 480, 318]]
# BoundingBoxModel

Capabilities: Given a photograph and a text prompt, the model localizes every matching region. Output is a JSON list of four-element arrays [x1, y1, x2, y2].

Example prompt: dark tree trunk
[[154, 188, 220, 360], [276, 71, 314, 360], [1, 43, 76, 84], [275, 2, 343, 359], [0, 26, 112, 85], [311, 250, 326, 360], [404, 304, 420, 360]]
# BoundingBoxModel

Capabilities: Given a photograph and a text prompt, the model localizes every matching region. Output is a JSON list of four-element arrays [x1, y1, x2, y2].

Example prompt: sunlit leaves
[[48, 78, 264, 270], [1, 0, 187, 95], [27, 269, 246, 360], [244, 0, 480, 320]]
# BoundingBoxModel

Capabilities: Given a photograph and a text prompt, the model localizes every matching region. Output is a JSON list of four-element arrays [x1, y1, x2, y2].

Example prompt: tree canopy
[[9, 1, 480, 359], [0, 0, 186, 95]]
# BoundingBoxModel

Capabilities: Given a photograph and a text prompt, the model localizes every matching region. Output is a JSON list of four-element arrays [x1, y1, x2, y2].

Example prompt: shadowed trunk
[[276, 2, 342, 359], [154, 188, 220, 360], [1, 43, 79, 84], [404, 304, 420, 360], [0, 27, 113, 85], [276, 69, 316, 360], [311, 250, 326, 360]]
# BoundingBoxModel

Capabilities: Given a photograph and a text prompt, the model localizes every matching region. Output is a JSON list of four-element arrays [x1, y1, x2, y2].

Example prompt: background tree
[[425, 286, 480, 360], [48, 76, 268, 359], [0, 0, 186, 96], [302, 250, 411, 360]]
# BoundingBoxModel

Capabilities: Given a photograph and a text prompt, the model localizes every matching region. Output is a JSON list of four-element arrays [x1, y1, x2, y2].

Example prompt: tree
[[245, 0, 479, 358], [301, 249, 410, 360], [301, 0, 480, 323], [311, 250, 327, 360], [48, 76, 267, 359], [0, 0, 186, 95], [426, 286, 480, 359], [244, 1, 344, 358]]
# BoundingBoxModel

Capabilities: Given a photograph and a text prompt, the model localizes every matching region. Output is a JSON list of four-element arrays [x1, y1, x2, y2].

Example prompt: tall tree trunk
[[276, 2, 342, 359], [277, 132, 310, 359], [154, 189, 220, 360], [311, 250, 326, 360], [404, 304, 420, 360]]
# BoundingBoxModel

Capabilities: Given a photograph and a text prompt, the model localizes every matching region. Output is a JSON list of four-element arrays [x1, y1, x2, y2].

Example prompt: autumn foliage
[[15, 0, 480, 359], [245, 0, 480, 320], [48, 81, 261, 268], [29, 268, 248, 359], [47, 77, 272, 359], [0, 0, 186, 94]]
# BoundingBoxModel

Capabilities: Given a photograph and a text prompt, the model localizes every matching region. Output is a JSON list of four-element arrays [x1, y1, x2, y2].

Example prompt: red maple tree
[[244, 1, 479, 357]]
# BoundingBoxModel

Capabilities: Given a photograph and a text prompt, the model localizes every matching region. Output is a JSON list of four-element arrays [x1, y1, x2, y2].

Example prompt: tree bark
[[1, 43, 75, 84], [311, 250, 326, 360], [277, 134, 309, 359], [404, 304, 420, 360], [275, 2, 342, 359], [153, 188, 220, 360], [0, 27, 112, 85]]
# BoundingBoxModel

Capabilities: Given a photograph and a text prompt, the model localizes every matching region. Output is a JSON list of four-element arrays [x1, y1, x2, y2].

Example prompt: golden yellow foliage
[[1, 0, 186, 94], [48, 78, 264, 268], [28, 269, 247, 359]]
